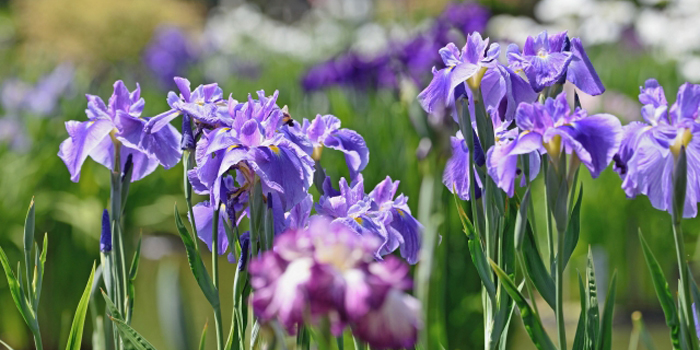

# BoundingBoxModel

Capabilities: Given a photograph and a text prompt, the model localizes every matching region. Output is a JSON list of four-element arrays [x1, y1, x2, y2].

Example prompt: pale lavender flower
[[58, 81, 182, 182], [614, 79, 700, 218]]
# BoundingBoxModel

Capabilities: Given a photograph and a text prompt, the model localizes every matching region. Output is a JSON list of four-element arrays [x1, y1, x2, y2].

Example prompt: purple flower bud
[[122, 153, 133, 183], [180, 113, 196, 151], [100, 209, 112, 252], [237, 231, 250, 271]]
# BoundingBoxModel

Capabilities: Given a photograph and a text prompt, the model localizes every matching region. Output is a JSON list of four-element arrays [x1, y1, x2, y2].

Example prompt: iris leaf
[[109, 317, 158, 350], [597, 271, 618, 350], [522, 225, 555, 310], [489, 260, 557, 350], [65, 263, 96, 350], [563, 185, 583, 269], [174, 204, 219, 309], [639, 231, 681, 350], [199, 321, 208, 350]]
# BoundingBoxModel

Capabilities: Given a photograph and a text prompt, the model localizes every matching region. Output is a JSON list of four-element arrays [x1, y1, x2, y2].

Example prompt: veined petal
[[138, 122, 182, 169], [567, 38, 605, 96], [58, 119, 114, 182], [144, 109, 180, 133], [324, 128, 369, 180], [191, 201, 228, 255], [443, 133, 472, 200], [554, 114, 622, 178], [523, 51, 572, 92], [417, 67, 452, 115]]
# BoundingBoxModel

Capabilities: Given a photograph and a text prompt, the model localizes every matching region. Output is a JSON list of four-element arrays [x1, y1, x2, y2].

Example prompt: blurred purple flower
[[301, 2, 491, 93], [614, 79, 700, 218], [58, 81, 182, 182], [249, 217, 421, 348], [143, 26, 198, 89], [507, 31, 605, 95]]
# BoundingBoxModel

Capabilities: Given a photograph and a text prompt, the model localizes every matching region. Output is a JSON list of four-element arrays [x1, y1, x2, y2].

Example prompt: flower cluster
[[301, 2, 490, 92], [418, 30, 621, 199], [118, 76, 422, 266], [249, 217, 422, 349], [613, 79, 700, 218]]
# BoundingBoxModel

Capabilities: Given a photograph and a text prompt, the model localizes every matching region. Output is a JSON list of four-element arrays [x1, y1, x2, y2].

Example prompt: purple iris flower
[[480, 64, 538, 122], [507, 31, 605, 95], [283, 114, 369, 180], [614, 79, 700, 218], [486, 119, 541, 197], [315, 175, 389, 259], [144, 77, 229, 135], [249, 217, 421, 348], [417, 33, 500, 117], [143, 26, 197, 89], [192, 90, 314, 210], [487, 92, 621, 195], [316, 175, 422, 264], [368, 176, 422, 264], [58, 81, 182, 182]]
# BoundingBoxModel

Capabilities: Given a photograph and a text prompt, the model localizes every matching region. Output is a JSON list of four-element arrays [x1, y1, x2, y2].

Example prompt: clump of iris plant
[[249, 217, 422, 349]]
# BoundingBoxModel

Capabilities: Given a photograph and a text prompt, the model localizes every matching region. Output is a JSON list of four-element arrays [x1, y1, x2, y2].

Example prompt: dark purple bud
[[100, 209, 112, 252], [267, 192, 273, 210], [122, 153, 133, 182], [472, 131, 485, 167], [237, 231, 251, 271], [180, 114, 196, 151]]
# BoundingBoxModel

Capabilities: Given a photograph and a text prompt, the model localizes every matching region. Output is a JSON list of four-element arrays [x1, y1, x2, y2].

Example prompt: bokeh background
[[0, 0, 697, 349]]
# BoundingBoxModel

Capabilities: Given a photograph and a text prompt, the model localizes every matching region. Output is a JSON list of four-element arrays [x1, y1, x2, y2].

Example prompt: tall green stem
[[183, 151, 199, 251], [110, 141, 127, 350], [556, 225, 566, 349], [211, 207, 224, 350], [33, 329, 43, 350], [673, 222, 696, 349]]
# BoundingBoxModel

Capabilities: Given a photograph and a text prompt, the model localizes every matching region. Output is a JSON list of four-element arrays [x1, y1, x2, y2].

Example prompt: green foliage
[[65, 263, 96, 350], [174, 204, 219, 309]]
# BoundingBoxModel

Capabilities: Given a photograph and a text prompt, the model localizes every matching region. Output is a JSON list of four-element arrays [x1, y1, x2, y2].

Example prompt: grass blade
[[23, 198, 35, 303], [34, 233, 48, 307], [174, 204, 219, 308], [563, 186, 583, 269], [597, 271, 618, 350], [0, 246, 37, 332], [522, 225, 555, 310], [572, 274, 586, 350], [489, 259, 557, 350], [65, 263, 96, 350], [126, 235, 142, 324], [0, 339, 15, 350], [199, 321, 208, 350], [110, 317, 158, 350], [585, 247, 600, 350], [639, 231, 681, 350]]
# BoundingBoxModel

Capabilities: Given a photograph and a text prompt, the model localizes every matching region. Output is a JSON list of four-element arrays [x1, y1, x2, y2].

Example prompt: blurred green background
[[0, 0, 696, 349]]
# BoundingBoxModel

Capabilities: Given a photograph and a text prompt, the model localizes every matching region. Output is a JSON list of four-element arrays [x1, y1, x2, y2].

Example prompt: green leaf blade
[[65, 263, 96, 350]]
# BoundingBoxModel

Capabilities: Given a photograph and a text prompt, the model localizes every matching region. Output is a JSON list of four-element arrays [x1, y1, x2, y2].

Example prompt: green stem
[[183, 151, 199, 253], [556, 224, 566, 350], [211, 207, 224, 350], [32, 329, 43, 350], [110, 143, 127, 350], [543, 160, 555, 268], [673, 221, 696, 349]]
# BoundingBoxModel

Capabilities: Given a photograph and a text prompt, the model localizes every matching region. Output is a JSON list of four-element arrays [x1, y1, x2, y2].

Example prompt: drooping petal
[[566, 38, 605, 96], [138, 122, 183, 169], [549, 114, 622, 178], [190, 201, 228, 255], [417, 67, 452, 115], [324, 128, 370, 180], [388, 208, 422, 265], [58, 119, 114, 182], [443, 132, 472, 200]]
